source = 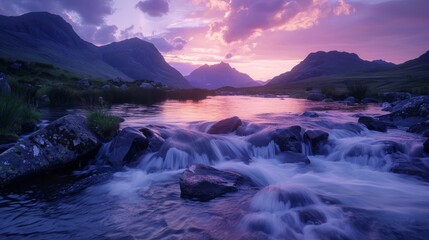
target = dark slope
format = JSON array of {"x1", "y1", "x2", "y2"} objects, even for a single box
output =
[
  {"x1": 267, "y1": 51, "x2": 395, "y2": 88},
  {"x1": 186, "y1": 62, "x2": 260, "y2": 89},
  {"x1": 0, "y1": 12, "x2": 129, "y2": 80},
  {"x1": 100, "y1": 38, "x2": 190, "y2": 88}
]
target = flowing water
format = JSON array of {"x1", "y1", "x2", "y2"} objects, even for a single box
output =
[{"x1": 1, "y1": 96, "x2": 428, "y2": 240}]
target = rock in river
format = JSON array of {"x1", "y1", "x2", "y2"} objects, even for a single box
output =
[
  {"x1": 304, "y1": 130, "x2": 329, "y2": 154},
  {"x1": 180, "y1": 164, "x2": 253, "y2": 201},
  {"x1": 358, "y1": 116, "x2": 387, "y2": 132},
  {"x1": 208, "y1": 116, "x2": 242, "y2": 134},
  {"x1": 0, "y1": 115, "x2": 101, "y2": 187}
]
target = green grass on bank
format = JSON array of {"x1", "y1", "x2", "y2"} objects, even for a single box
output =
[
  {"x1": 0, "y1": 94, "x2": 40, "y2": 143},
  {"x1": 87, "y1": 110, "x2": 122, "y2": 141}
]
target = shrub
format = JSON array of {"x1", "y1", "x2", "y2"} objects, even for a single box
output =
[
  {"x1": 345, "y1": 81, "x2": 368, "y2": 100},
  {"x1": 0, "y1": 94, "x2": 39, "y2": 143},
  {"x1": 87, "y1": 110, "x2": 122, "y2": 141}
]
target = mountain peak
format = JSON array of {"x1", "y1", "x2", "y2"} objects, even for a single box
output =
[{"x1": 186, "y1": 62, "x2": 260, "y2": 89}]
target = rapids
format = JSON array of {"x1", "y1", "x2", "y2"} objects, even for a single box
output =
[{"x1": 1, "y1": 96, "x2": 428, "y2": 240}]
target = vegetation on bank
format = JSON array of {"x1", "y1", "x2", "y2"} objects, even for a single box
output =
[
  {"x1": 0, "y1": 94, "x2": 39, "y2": 143},
  {"x1": 87, "y1": 110, "x2": 122, "y2": 141}
]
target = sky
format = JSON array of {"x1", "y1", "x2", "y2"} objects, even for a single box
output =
[{"x1": 0, "y1": 0, "x2": 428, "y2": 80}]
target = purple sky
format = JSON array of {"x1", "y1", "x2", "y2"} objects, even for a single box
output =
[{"x1": 0, "y1": 0, "x2": 428, "y2": 80}]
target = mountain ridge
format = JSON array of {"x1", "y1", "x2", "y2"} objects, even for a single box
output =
[{"x1": 186, "y1": 62, "x2": 260, "y2": 89}]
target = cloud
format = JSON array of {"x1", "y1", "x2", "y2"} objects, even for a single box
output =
[
  {"x1": 93, "y1": 24, "x2": 118, "y2": 45},
  {"x1": 208, "y1": 0, "x2": 354, "y2": 43},
  {"x1": 136, "y1": 0, "x2": 169, "y2": 17},
  {"x1": 0, "y1": 0, "x2": 114, "y2": 25},
  {"x1": 144, "y1": 36, "x2": 188, "y2": 52}
]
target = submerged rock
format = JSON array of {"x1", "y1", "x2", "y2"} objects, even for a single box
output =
[
  {"x1": 139, "y1": 127, "x2": 165, "y2": 152},
  {"x1": 304, "y1": 130, "x2": 329, "y2": 154},
  {"x1": 95, "y1": 127, "x2": 148, "y2": 169},
  {"x1": 379, "y1": 96, "x2": 429, "y2": 127},
  {"x1": 247, "y1": 126, "x2": 303, "y2": 153},
  {"x1": 358, "y1": 116, "x2": 387, "y2": 132},
  {"x1": 298, "y1": 208, "x2": 327, "y2": 225},
  {"x1": 276, "y1": 151, "x2": 310, "y2": 164},
  {"x1": 180, "y1": 164, "x2": 253, "y2": 201},
  {"x1": 390, "y1": 158, "x2": 429, "y2": 181},
  {"x1": 424, "y1": 139, "x2": 429, "y2": 153},
  {"x1": 0, "y1": 115, "x2": 101, "y2": 187},
  {"x1": 301, "y1": 111, "x2": 319, "y2": 118},
  {"x1": 407, "y1": 121, "x2": 429, "y2": 135},
  {"x1": 208, "y1": 116, "x2": 242, "y2": 134}
]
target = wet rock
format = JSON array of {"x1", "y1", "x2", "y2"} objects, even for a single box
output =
[
  {"x1": 236, "y1": 123, "x2": 264, "y2": 136},
  {"x1": 358, "y1": 116, "x2": 387, "y2": 132},
  {"x1": 179, "y1": 164, "x2": 253, "y2": 200},
  {"x1": 140, "y1": 82, "x2": 154, "y2": 89},
  {"x1": 208, "y1": 116, "x2": 242, "y2": 134},
  {"x1": 407, "y1": 121, "x2": 429, "y2": 135},
  {"x1": 247, "y1": 126, "x2": 303, "y2": 153},
  {"x1": 344, "y1": 96, "x2": 356, "y2": 104},
  {"x1": 0, "y1": 73, "x2": 11, "y2": 95},
  {"x1": 301, "y1": 111, "x2": 319, "y2": 118},
  {"x1": 379, "y1": 96, "x2": 429, "y2": 127},
  {"x1": 381, "y1": 102, "x2": 392, "y2": 111},
  {"x1": 390, "y1": 158, "x2": 429, "y2": 181},
  {"x1": 276, "y1": 151, "x2": 310, "y2": 164},
  {"x1": 424, "y1": 139, "x2": 429, "y2": 153},
  {"x1": 307, "y1": 92, "x2": 325, "y2": 101},
  {"x1": 304, "y1": 130, "x2": 329, "y2": 154},
  {"x1": 361, "y1": 98, "x2": 378, "y2": 104},
  {"x1": 381, "y1": 92, "x2": 411, "y2": 103},
  {"x1": 298, "y1": 208, "x2": 327, "y2": 225},
  {"x1": 259, "y1": 186, "x2": 315, "y2": 208},
  {"x1": 95, "y1": 127, "x2": 148, "y2": 169},
  {"x1": 0, "y1": 115, "x2": 101, "y2": 187},
  {"x1": 139, "y1": 127, "x2": 165, "y2": 152}
]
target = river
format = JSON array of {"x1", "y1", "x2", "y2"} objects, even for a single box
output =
[{"x1": 1, "y1": 96, "x2": 428, "y2": 239}]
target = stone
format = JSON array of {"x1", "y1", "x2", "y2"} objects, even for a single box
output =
[
  {"x1": 0, "y1": 115, "x2": 101, "y2": 187},
  {"x1": 390, "y1": 158, "x2": 429, "y2": 181},
  {"x1": 361, "y1": 98, "x2": 378, "y2": 104},
  {"x1": 298, "y1": 208, "x2": 327, "y2": 225},
  {"x1": 358, "y1": 116, "x2": 387, "y2": 132},
  {"x1": 407, "y1": 121, "x2": 429, "y2": 134},
  {"x1": 301, "y1": 111, "x2": 319, "y2": 118},
  {"x1": 179, "y1": 164, "x2": 253, "y2": 201},
  {"x1": 77, "y1": 78, "x2": 91, "y2": 87},
  {"x1": 101, "y1": 84, "x2": 111, "y2": 90},
  {"x1": 247, "y1": 126, "x2": 303, "y2": 153},
  {"x1": 139, "y1": 127, "x2": 165, "y2": 152},
  {"x1": 381, "y1": 92, "x2": 412, "y2": 103},
  {"x1": 208, "y1": 116, "x2": 242, "y2": 134},
  {"x1": 304, "y1": 130, "x2": 329, "y2": 154},
  {"x1": 140, "y1": 82, "x2": 154, "y2": 89},
  {"x1": 344, "y1": 96, "x2": 356, "y2": 104},
  {"x1": 95, "y1": 127, "x2": 148, "y2": 169},
  {"x1": 307, "y1": 92, "x2": 325, "y2": 101},
  {"x1": 0, "y1": 73, "x2": 11, "y2": 95}
]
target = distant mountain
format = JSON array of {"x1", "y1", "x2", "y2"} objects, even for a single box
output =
[
  {"x1": 0, "y1": 12, "x2": 191, "y2": 88},
  {"x1": 186, "y1": 62, "x2": 260, "y2": 89},
  {"x1": 398, "y1": 50, "x2": 429, "y2": 70},
  {"x1": 267, "y1": 51, "x2": 395, "y2": 88}
]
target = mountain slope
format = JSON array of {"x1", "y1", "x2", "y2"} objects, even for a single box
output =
[
  {"x1": 100, "y1": 38, "x2": 190, "y2": 88},
  {"x1": 267, "y1": 51, "x2": 395, "y2": 88},
  {"x1": 186, "y1": 62, "x2": 260, "y2": 89},
  {"x1": 0, "y1": 12, "x2": 129, "y2": 80}
]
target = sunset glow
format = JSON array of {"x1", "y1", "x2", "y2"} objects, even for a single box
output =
[{"x1": 1, "y1": 0, "x2": 427, "y2": 80}]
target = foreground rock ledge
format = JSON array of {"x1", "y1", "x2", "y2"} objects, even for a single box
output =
[
  {"x1": 0, "y1": 115, "x2": 101, "y2": 187},
  {"x1": 180, "y1": 164, "x2": 253, "y2": 201}
]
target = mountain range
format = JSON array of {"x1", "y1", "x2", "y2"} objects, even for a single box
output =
[
  {"x1": 186, "y1": 62, "x2": 261, "y2": 89},
  {"x1": 0, "y1": 12, "x2": 190, "y2": 88}
]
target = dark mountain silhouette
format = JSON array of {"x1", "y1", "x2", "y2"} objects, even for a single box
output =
[
  {"x1": 398, "y1": 50, "x2": 429, "y2": 70},
  {"x1": 267, "y1": 51, "x2": 396, "y2": 88},
  {"x1": 186, "y1": 62, "x2": 260, "y2": 89},
  {"x1": 0, "y1": 12, "x2": 191, "y2": 88},
  {"x1": 100, "y1": 38, "x2": 190, "y2": 88}
]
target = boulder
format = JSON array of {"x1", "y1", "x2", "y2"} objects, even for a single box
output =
[
  {"x1": 390, "y1": 158, "x2": 429, "y2": 181},
  {"x1": 424, "y1": 139, "x2": 429, "y2": 153},
  {"x1": 358, "y1": 116, "x2": 387, "y2": 132},
  {"x1": 301, "y1": 111, "x2": 319, "y2": 118},
  {"x1": 179, "y1": 164, "x2": 253, "y2": 200},
  {"x1": 95, "y1": 127, "x2": 148, "y2": 169},
  {"x1": 304, "y1": 130, "x2": 329, "y2": 154},
  {"x1": 381, "y1": 92, "x2": 411, "y2": 103},
  {"x1": 208, "y1": 116, "x2": 242, "y2": 134},
  {"x1": 307, "y1": 92, "x2": 325, "y2": 101},
  {"x1": 247, "y1": 126, "x2": 303, "y2": 153},
  {"x1": 0, "y1": 73, "x2": 11, "y2": 95},
  {"x1": 139, "y1": 127, "x2": 165, "y2": 152},
  {"x1": 344, "y1": 96, "x2": 356, "y2": 104},
  {"x1": 272, "y1": 126, "x2": 303, "y2": 153},
  {"x1": 407, "y1": 121, "x2": 429, "y2": 134},
  {"x1": 386, "y1": 96, "x2": 429, "y2": 118},
  {"x1": 0, "y1": 115, "x2": 101, "y2": 187}
]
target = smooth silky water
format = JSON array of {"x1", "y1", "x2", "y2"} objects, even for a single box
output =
[{"x1": 1, "y1": 96, "x2": 428, "y2": 239}]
